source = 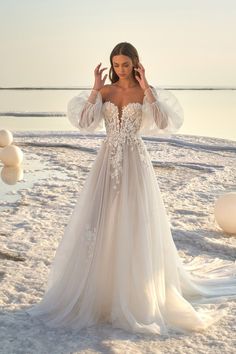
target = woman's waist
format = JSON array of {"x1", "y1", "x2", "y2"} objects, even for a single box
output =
[{"x1": 104, "y1": 131, "x2": 142, "y2": 144}]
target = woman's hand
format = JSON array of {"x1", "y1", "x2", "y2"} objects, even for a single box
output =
[
  {"x1": 93, "y1": 63, "x2": 108, "y2": 90},
  {"x1": 134, "y1": 62, "x2": 150, "y2": 91}
]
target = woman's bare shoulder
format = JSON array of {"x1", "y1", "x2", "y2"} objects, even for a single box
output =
[
  {"x1": 99, "y1": 84, "x2": 114, "y2": 93},
  {"x1": 99, "y1": 84, "x2": 115, "y2": 101}
]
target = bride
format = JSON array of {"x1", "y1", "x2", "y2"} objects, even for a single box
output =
[{"x1": 26, "y1": 42, "x2": 236, "y2": 335}]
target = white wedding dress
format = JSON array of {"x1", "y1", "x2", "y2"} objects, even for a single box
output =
[{"x1": 26, "y1": 86, "x2": 236, "y2": 335}]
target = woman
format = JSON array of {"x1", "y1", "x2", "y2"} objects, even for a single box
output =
[{"x1": 26, "y1": 42, "x2": 236, "y2": 335}]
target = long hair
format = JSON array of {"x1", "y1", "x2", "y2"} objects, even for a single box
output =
[{"x1": 109, "y1": 42, "x2": 140, "y2": 83}]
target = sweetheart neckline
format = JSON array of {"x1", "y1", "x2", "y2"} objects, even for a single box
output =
[
  {"x1": 103, "y1": 101, "x2": 143, "y2": 124},
  {"x1": 103, "y1": 101, "x2": 143, "y2": 131},
  {"x1": 103, "y1": 100, "x2": 143, "y2": 110}
]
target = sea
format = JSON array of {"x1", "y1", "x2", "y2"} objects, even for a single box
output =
[{"x1": 0, "y1": 86, "x2": 235, "y2": 141}]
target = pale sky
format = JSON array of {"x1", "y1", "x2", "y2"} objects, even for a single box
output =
[{"x1": 0, "y1": 0, "x2": 236, "y2": 87}]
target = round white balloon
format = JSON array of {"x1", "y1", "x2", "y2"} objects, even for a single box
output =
[
  {"x1": 0, "y1": 129, "x2": 13, "y2": 147},
  {"x1": 214, "y1": 192, "x2": 236, "y2": 235},
  {"x1": 1, "y1": 165, "x2": 24, "y2": 185},
  {"x1": 0, "y1": 144, "x2": 24, "y2": 166}
]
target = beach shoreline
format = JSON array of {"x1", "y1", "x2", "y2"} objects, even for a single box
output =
[{"x1": 0, "y1": 132, "x2": 235, "y2": 353}]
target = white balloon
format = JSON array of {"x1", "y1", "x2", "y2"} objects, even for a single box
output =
[
  {"x1": 0, "y1": 129, "x2": 13, "y2": 147},
  {"x1": 1, "y1": 165, "x2": 24, "y2": 184},
  {"x1": 214, "y1": 192, "x2": 236, "y2": 235},
  {"x1": 0, "y1": 144, "x2": 24, "y2": 166}
]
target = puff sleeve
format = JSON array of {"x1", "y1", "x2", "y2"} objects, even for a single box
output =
[
  {"x1": 67, "y1": 90, "x2": 105, "y2": 134},
  {"x1": 140, "y1": 86, "x2": 184, "y2": 136}
]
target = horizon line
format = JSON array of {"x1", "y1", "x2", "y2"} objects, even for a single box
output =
[{"x1": 1, "y1": 85, "x2": 236, "y2": 91}]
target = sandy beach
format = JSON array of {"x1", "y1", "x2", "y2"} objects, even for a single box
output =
[{"x1": 0, "y1": 131, "x2": 236, "y2": 354}]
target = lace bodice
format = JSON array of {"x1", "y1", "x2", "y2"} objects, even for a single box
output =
[
  {"x1": 103, "y1": 101, "x2": 143, "y2": 137},
  {"x1": 101, "y1": 101, "x2": 148, "y2": 189}
]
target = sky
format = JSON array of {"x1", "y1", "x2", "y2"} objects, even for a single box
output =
[{"x1": 0, "y1": 0, "x2": 236, "y2": 88}]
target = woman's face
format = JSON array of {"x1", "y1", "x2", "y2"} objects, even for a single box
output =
[{"x1": 112, "y1": 55, "x2": 134, "y2": 79}]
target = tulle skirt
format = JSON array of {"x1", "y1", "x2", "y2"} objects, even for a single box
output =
[{"x1": 26, "y1": 138, "x2": 236, "y2": 335}]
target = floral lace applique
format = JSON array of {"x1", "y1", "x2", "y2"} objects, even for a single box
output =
[
  {"x1": 84, "y1": 223, "x2": 97, "y2": 261},
  {"x1": 103, "y1": 102, "x2": 150, "y2": 190}
]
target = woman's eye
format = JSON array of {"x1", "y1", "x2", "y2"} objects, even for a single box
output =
[{"x1": 114, "y1": 65, "x2": 129, "y2": 68}]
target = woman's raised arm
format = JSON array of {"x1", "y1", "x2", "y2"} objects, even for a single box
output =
[
  {"x1": 67, "y1": 63, "x2": 108, "y2": 134},
  {"x1": 140, "y1": 86, "x2": 184, "y2": 136}
]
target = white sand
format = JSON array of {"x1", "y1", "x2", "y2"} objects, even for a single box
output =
[{"x1": 0, "y1": 131, "x2": 236, "y2": 354}]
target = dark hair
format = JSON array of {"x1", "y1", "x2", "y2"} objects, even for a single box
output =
[{"x1": 109, "y1": 42, "x2": 140, "y2": 83}]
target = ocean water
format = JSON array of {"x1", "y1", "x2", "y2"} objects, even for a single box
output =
[{"x1": 0, "y1": 87, "x2": 235, "y2": 141}]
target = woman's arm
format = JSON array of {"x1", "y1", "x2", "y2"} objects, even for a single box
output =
[
  {"x1": 67, "y1": 63, "x2": 108, "y2": 132},
  {"x1": 79, "y1": 89, "x2": 100, "y2": 129},
  {"x1": 134, "y1": 63, "x2": 169, "y2": 130},
  {"x1": 144, "y1": 87, "x2": 168, "y2": 129},
  {"x1": 87, "y1": 89, "x2": 100, "y2": 104},
  {"x1": 140, "y1": 85, "x2": 184, "y2": 135},
  {"x1": 67, "y1": 89, "x2": 104, "y2": 133}
]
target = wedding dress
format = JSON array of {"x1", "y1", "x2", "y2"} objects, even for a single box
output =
[{"x1": 26, "y1": 86, "x2": 236, "y2": 335}]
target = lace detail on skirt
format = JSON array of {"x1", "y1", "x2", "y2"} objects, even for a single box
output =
[
  {"x1": 104, "y1": 134, "x2": 150, "y2": 190},
  {"x1": 84, "y1": 223, "x2": 97, "y2": 262}
]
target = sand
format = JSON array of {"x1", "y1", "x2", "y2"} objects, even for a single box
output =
[{"x1": 0, "y1": 131, "x2": 235, "y2": 354}]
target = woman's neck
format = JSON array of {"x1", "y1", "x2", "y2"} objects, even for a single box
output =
[{"x1": 114, "y1": 78, "x2": 139, "y2": 89}]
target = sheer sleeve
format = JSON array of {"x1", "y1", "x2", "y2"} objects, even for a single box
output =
[
  {"x1": 140, "y1": 86, "x2": 184, "y2": 136},
  {"x1": 67, "y1": 90, "x2": 105, "y2": 134}
]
